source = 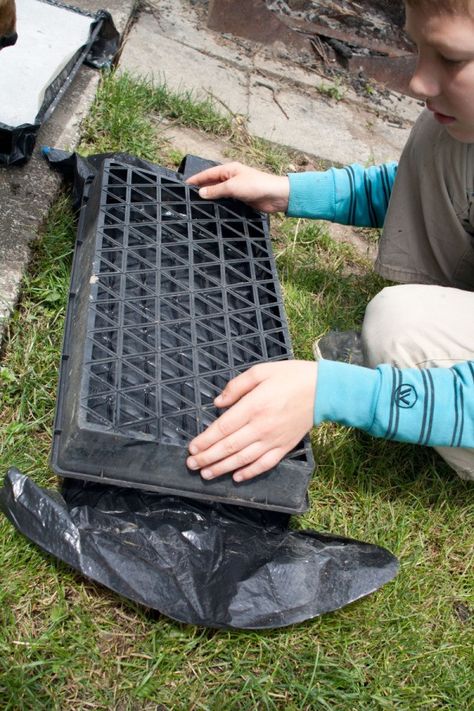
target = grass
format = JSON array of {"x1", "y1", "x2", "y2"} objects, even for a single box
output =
[{"x1": 0, "y1": 71, "x2": 473, "y2": 710}]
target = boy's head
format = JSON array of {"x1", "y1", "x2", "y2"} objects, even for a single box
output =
[
  {"x1": 0, "y1": 0, "x2": 17, "y2": 50},
  {"x1": 404, "y1": 0, "x2": 474, "y2": 142}
]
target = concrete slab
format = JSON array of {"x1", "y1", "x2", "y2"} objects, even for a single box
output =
[
  {"x1": 121, "y1": 28, "x2": 250, "y2": 116},
  {"x1": 247, "y1": 81, "x2": 406, "y2": 164},
  {"x1": 0, "y1": 0, "x2": 134, "y2": 337},
  {"x1": 160, "y1": 122, "x2": 229, "y2": 164}
]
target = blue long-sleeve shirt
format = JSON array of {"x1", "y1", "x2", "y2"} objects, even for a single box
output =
[{"x1": 287, "y1": 165, "x2": 474, "y2": 449}]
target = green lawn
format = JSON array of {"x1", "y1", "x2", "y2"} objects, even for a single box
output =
[{"x1": 0, "y1": 72, "x2": 472, "y2": 710}]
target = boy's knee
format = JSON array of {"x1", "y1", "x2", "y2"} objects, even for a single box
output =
[{"x1": 362, "y1": 285, "x2": 425, "y2": 368}]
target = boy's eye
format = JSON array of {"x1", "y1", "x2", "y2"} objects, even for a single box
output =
[{"x1": 441, "y1": 55, "x2": 465, "y2": 65}]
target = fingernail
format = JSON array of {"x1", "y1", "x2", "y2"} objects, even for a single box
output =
[
  {"x1": 201, "y1": 469, "x2": 214, "y2": 480},
  {"x1": 199, "y1": 188, "x2": 208, "y2": 198},
  {"x1": 189, "y1": 443, "x2": 198, "y2": 455},
  {"x1": 233, "y1": 473, "x2": 243, "y2": 483},
  {"x1": 187, "y1": 458, "x2": 198, "y2": 470}
]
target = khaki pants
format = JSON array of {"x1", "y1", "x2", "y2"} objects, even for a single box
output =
[{"x1": 362, "y1": 284, "x2": 474, "y2": 480}]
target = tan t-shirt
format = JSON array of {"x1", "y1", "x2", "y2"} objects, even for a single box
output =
[{"x1": 375, "y1": 110, "x2": 474, "y2": 290}]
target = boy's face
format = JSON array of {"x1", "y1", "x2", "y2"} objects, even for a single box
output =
[{"x1": 405, "y1": 4, "x2": 474, "y2": 142}]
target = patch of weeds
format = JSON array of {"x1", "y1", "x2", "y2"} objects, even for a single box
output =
[{"x1": 317, "y1": 79, "x2": 346, "y2": 101}]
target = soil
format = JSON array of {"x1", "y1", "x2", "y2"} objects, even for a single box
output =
[{"x1": 266, "y1": 0, "x2": 409, "y2": 52}]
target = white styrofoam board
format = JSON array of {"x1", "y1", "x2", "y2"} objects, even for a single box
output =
[{"x1": 0, "y1": 0, "x2": 93, "y2": 127}]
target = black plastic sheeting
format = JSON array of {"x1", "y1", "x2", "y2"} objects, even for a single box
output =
[
  {"x1": 0, "y1": 2, "x2": 119, "y2": 165},
  {"x1": 0, "y1": 469, "x2": 399, "y2": 629}
]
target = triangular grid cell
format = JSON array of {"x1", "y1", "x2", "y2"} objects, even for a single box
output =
[
  {"x1": 161, "y1": 223, "x2": 189, "y2": 245},
  {"x1": 123, "y1": 298, "x2": 157, "y2": 326},
  {"x1": 160, "y1": 350, "x2": 194, "y2": 380},
  {"x1": 191, "y1": 223, "x2": 220, "y2": 242},
  {"x1": 125, "y1": 222, "x2": 158, "y2": 247},
  {"x1": 160, "y1": 294, "x2": 192, "y2": 322},
  {"x1": 101, "y1": 227, "x2": 126, "y2": 249},
  {"x1": 192, "y1": 242, "x2": 221, "y2": 264},
  {"x1": 192, "y1": 290, "x2": 225, "y2": 317},
  {"x1": 160, "y1": 381, "x2": 197, "y2": 415},
  {"x1": 120, "y1": 356, "x2": 156, "y2": 388},
  {"x1": 160, "y1": 183, "x2": 188, "y2": 202},
  {"x1": 105, "y1": 186, "x2": 127, "y2": 205},
  {"x1": 106, "y1": 165, "x2": 129, "y2": 185},
  {"x1": 160, "y1": 322, "x2": 193, "y2": 351},
  {"x1": 194, "y1": 315, "x2": 227, "y2": 345},
  {"x1": 83, "y1": 393, "x2": 116, "y2": 427},
  {"x1": 231, "y1": 335, "x2": 264, "y2": 366},
  {"x1": 122, "y1": 325, "x2": 157, "y2": 354},
  {"x1": 160, "y1": 244, "x2": 190, "y2": 269},
  {"x1": 224, "y1": 261, "x2": 253, "y2": 285},
  {"x1": 228, "y1": 310, "x2": 259, "y2": 338},
  {"x1": 130, "y1": 185, "x2": 157, "y2": 203},
  {"x1": 94, "y1": 275, "x2": 122, "y2": 299},
  {"x1": 124, "y1": 272, "x2": 157, "y2": 299},
  {"x1": 222, "y1": 240, "x2": 250, "y2": 261},
  {"x1": 126, "y1": 247, "x2": 158, "y2": 272},
  {"x1": 88, "y1": 368, "x2": 116, "y2": 396},
  {"x1": 160, "y1": 412, "x2": 199, "y2": 443},
  {"x1": 117, "y1": 387, "x2": 158, "y2": 424},
  {"x1": 96, "y1": 250, "x2": 123, "y2": 274},
  {"x1": 190, "y1": 201, "x2": 217, "y2": 220}
]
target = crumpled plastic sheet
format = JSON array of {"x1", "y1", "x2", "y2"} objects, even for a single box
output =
[{"x1": 0, "y1": 469, "x2": 399, "y2": 629}]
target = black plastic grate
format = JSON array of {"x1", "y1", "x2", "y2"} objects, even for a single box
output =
[{"x1": 52, "y1": 157, "x2": 314, "y2": 513}]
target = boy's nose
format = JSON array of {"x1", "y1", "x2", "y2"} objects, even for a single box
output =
[{"x1": 408, "y1": 59, "x2": 441, "y2": 100}]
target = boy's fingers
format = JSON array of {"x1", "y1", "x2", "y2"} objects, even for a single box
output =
[
  {"x1": 232, "y1": 448, "x2": 284, "y2": 482},
  {"x1": 187, "y1": 400, "x2": 253, "y2": 458},
  {"x1": 185, "y1": 163, "x2": 238, "y2": 187},
  {"x1": 196, "y1": 440, "x2": 267, "y2": 479},
  {"x1": 197, "y1": 183, "x2": 234, "y2": 200},
  {"x1": 214, "y1": 367, "x2": 261, "y2": 407}
]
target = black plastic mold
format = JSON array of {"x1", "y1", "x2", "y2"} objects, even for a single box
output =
[{"x1": 51, "y1": 157, "x2": 315, "y2": 513}]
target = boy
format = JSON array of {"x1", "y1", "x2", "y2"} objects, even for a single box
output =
[{"x1": 185, "y1": 0, "x2": 474, "y2": 485}]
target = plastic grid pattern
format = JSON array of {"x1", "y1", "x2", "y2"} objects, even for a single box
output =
[
  {"x1": 86, "y1": 161, "x2": 305, "y2": 453},
  {"x1": 52, "y1": 157, "x2": 314, "y2": 512}
]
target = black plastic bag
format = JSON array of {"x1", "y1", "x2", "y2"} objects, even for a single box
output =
[{"x1": 0, "y1": 469, "x2": 399, "y2": 629}]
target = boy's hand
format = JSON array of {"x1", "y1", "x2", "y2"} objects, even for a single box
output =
[
  {"x1": 186, "y1": 361, "x2": 317, "y2": 482},
  {"x1": 185, "y1": 162, "x2": 290, "y2": 213}
]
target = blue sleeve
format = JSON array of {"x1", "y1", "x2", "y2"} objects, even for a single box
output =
[
  {"x1": 287, "y1": 162, "x2": 398, "y2": 228},
  {"x1": 314, "y1": 359, "x2": 474, "y2": 448}
]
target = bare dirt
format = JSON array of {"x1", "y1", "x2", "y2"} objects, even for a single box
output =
[{"x1": 266, "y1": 0, "x2": 409, "y2": 51}]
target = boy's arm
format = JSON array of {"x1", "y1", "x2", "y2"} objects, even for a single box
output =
[
  {"x1": 287, "y1": 162, "x2": 398, "y2": 228},
  {"x1": 186, "y1": 357, "x2": 474, "y2": 483},
  {"x1": 316, "y1": 359, "x2": 474, "y2": 447}
]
